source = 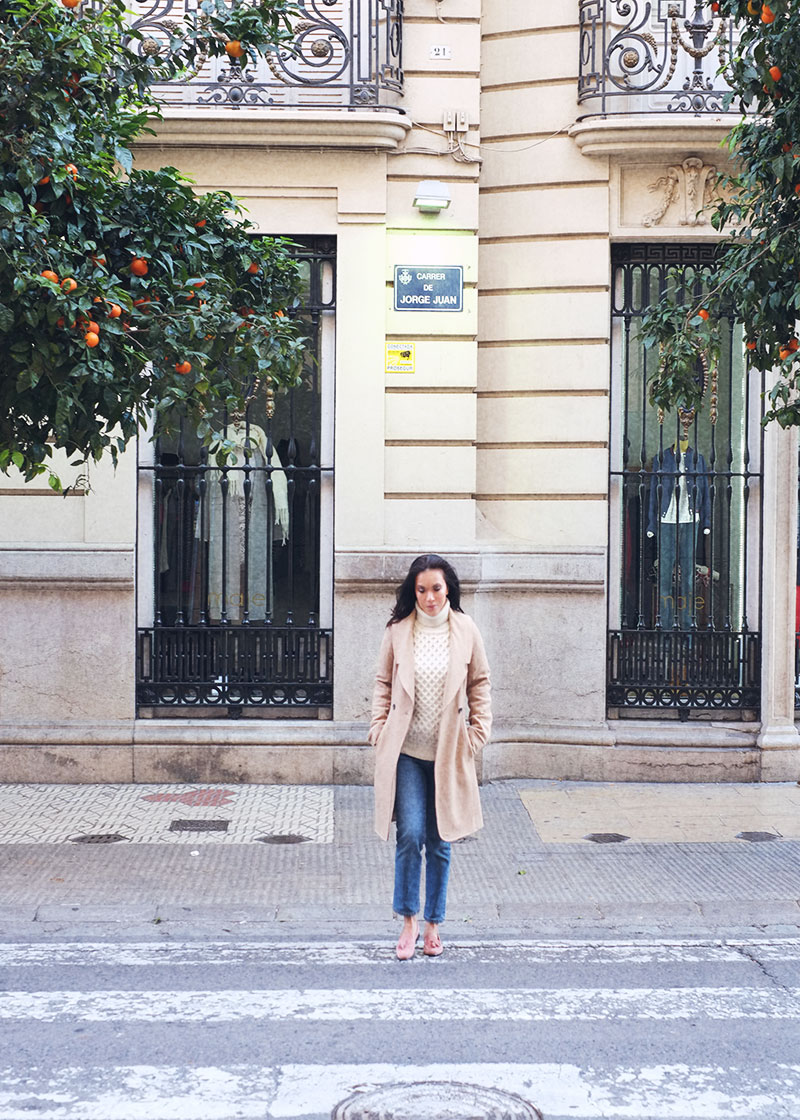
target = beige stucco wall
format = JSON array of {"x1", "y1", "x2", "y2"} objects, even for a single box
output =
[{"x1": 1, "y1": 0, "x2": 799, "y2": 781}]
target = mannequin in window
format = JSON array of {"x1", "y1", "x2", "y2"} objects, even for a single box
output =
[
  {"x1": 203, "y1": 420, "x2": 290, "y2": 622},
  {"x1": 647, "y1": 436, "x2": 711, "y2": 630}
]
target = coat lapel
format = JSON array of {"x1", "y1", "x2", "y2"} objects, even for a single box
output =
[
  {"x1": 394, "y1": 614, "x2": 415, "y2": 701},
  {"x1": 442, "y1": 610, "x2": 471, "y2": 708}
]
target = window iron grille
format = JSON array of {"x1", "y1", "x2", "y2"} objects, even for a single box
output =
[
  {"x1": 608, "y1": 244, "x2": 762, "y2": 717},
  {"x1": 578, "y1": 0, "x2": 739, "y2": 119},
  {"x1": 136, "y1": 238, "x2": 335, "y2": 714},
  {"x1": 128, "y1": 0, "x2": 403, "y2": 112}
]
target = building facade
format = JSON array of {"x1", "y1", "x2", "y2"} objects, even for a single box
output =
[{"x1": 2, "y1": 0, "x2": 799, "y2": 783}]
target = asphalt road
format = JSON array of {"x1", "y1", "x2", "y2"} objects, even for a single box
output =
[{"x1": 1, "y1": 934, "x2": 800, "y2": 1119}]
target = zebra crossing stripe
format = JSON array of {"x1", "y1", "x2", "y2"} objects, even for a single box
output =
[
  {"x1": 0, "y1": 938, "x2": 797, "y2": 969},
  {"x1": 1, "y1": 985, "x2": 800, "y2": 1022},
  {"x1": 0, "y1": 1062, "x2": 798, "y2": 1119}
]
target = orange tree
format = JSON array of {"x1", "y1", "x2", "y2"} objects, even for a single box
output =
[
  {"x1": 0, "y1": 0, "x2": 305, "y2": 485},
  {"x1": 640, "y1": 0, "x2": 800, "y2": 426}
]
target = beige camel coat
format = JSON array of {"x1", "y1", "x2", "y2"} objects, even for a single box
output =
[{"x1": 369, "y1": 609, "x2": 492, "y2": 842}]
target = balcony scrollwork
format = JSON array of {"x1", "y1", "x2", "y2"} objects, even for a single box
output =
[
  {"x1": 578, "y1": 0, "x2": 737, "y2": 118},
  {"x1": 129, "y1": 0, "x2": 403, "y2": 111}
]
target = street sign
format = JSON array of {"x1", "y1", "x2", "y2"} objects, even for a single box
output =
[{"x1": 393, "y1": 266, "x2": 463, "y2": 312}]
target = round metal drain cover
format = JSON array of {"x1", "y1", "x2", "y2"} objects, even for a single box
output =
[
  {"x1": 332, "y1": 1081, "x2": 542, "y2": 1120},
  {"x1": 584, "y1": 832, "x2": 630, "y2": 844},
  {"x1": 69, "y1": 833, "x2": 129, "y2": 845},
  {"x1": 256, "y1": 833, "x2": 311, "y2": 845},
  {"x1": 736, "y1": 830, "x2": 781, "y2": 843}
]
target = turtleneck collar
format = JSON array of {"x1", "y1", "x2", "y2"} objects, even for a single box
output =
[{"x1": 414, "y1": 600, "x2": 451, "y2": 628}]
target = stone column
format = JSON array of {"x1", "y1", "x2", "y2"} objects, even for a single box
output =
[{"x1": 758, "y1": 420, "x2": 800, "y2": 778}]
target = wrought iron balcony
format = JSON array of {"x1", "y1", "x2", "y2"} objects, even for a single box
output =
[
  {"x1": 129, "y1": 0, "x2": 403, "y2": 112},
  {"x1": 578, "y1": 0, "x2": 737, "y2": 118}
]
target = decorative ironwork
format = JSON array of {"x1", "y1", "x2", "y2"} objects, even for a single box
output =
[
  {"x1": 129, "y1": 0, "x2": 403, "y2": 111},
  {"x1": 136, "y1": 239, "x2": 335, "y2": 713},
  {"x1": 608, "y1": 244, "x2": 762, "y2": 716},
  {"x1": 578, "y1": 0, "x2": 737, "y2": 117}
]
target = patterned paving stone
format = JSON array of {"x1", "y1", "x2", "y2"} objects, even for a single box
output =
[{"x1": 0, "y1": 784, "x2": 333, "y2": 845}]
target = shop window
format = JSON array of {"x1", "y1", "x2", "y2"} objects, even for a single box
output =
[
  {"x1": 608, "y1": 244, "x2": 762, "y2": 717},
  {"x1": 136, "y1": 238, "x2": 335, "y2": 714}
]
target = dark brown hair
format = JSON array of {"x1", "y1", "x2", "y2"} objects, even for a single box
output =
[{"x1": 388, "y1": 554, "x2": 463, "y2": 624}]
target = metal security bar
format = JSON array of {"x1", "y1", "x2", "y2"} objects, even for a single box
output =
[
  {"x1": 129, "y1": 0, "x2": 403, "y2": 111},
  {"x1": 578, "y1": 0, "x2": 737, "y2": 118},
  {"x1": 136, "y1": 238, "x2": 335, "y2": 713},
  {"x1": 608, "y1": 244, "x2": 762, "y2": 717}
]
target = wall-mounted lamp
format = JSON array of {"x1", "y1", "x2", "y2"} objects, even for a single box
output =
[{"x1": 413, "y1": 180, "x2": 452, "y2": 214}]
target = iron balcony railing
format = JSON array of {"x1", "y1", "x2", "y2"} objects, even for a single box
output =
[
  {"x1": 129, "y1": 0, "x2": 403, "y2": 111},
  {"x1": 578, "y1": 0, "x2": 738, "y2": 118}
]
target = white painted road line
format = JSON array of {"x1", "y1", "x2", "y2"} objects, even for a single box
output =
[
  {"x1": 0, "y1": 1062, "x2": 799, "y2": 1119},
  {"x1": 1, "y1": 985, "x2": 800, "y2": 1023},
  {"x1": 0, "y1": 938, "x2": 797, "y2": 969}
]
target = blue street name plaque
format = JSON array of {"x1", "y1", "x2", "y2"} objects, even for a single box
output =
[{"x1": 393, "y1": 265, "x2": 463, "y2": 312}]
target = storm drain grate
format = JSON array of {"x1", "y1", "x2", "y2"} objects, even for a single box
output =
[
  {"x1": 736, "y1": 830, "x2": 781, "y2": 843},
  {"x1": 584, "y1": 832, "x2": 630, "y2": 844},
  {"x1": 169, "y1": 819, "x2": 230, "y2": 833},
  {"x1": 333, "y1": 1081, "x2": 542, "y2": 1119},
  {"x1": 69, "y1": 833, "x2": 129, "y2": 845},
  {"x1": 255, "y1": 833, "x2": 311, "y2": 845}
]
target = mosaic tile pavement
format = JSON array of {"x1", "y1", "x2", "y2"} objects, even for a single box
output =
[{"x1": 0, "y1": 784, "x2": 333, "y2": 845}]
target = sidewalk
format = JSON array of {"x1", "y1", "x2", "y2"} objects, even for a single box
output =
[{"x1": 1, "y1": 779, "x2": 800, "y2": 940}]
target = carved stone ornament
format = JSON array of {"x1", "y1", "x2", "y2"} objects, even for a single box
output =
[{"x1": 643, "y1": 157, "x2": 717, "y2": 227}]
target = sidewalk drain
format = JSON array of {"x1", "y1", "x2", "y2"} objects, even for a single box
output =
[
  {"x1": 169, "y1": 819, "x2": 230, "y2": 833},
  {"x1": 332, "y1": 1081, "x2": 542, "y2": 1119},
  {"x1": 736, "y1": 830, "x2": 781, "y2": 843},
  {"x1": 256, "y1": 833, "x2": 311, "y2": 844},
  {"x1": 69, "y1": 833, "x2": 129, "y2": 844},
  {"x1": 584, "y1": 832, "x2": 630, "y2": 844}
]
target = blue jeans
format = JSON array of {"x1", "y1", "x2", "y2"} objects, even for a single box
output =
[
  {"x1": 658, "y1": 523, "x2": 697, "y2": 630},
  {"x1": 393, "y1": 753, "x2": 451, "y2": 924}
]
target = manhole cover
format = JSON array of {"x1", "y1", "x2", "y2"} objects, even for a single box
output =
[
  {"x1": 69, "y1": 833, "x2": 129, "y2": 844},
  {"x1": 332, "y1": 1081, "x2": 542, "y2": 1120},
  {"x1": 736, "y1": 830, "x2": 781, "y2": 843},
  {"x1": 584, "y1": 832, "x2": 630, "y2": 844},
  {"x1": 169, "y1": 819, "x2": 230, "y2": 833},
  {"x1": 256, "y1": 833, "x2": 311, "y2": 844}
]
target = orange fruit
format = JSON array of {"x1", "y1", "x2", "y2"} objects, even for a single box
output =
[
  {"x1": 697, "y1": 308, "x2": 709, "y2": 320},
  {"x1": 41, "y1": 270, "x2": 59, "y2": 283},
  {"x1": 108, "y1": 304, "x2": 121, "y2": 318},
  {"x1": 790, "y1": 338, "x2": 799, "y2": 352},
  {"x1": 746, "y1": 340, "x2": 757, "y2": 351},
  {"x1": 225, "y1": 40, "x2": 245, "y2": 58},
  {"x1": 175, "y1": 360, "x2": 192, "y2": 375},
  {"x1": 130, "y1": 257, "x2": 149, "y2": 276},
  {"x1": 794, "y1": 184, "x2": 800, "y2": 194},
  {"x1": 86, "y1": 319, "x2": 99, "y2": 334},
  {"x1": 64, "y1": 163, "x2": 78, "y2": 179},
  {"x1": 61, "y1": 277, "x2": 77, "y2": 292},
  {"x1": 247, "y1": 262, "x2": 259, "y2": 274},
  {"x1": 190, "y1": 279, "x2": 206, "y2": 288},
  {"x1": 761, "y1": 3, "x2": 775, "y2": 21},
  {"x1": 60, "y1": 0, "x2": 81, "y2": 8},
  {"x1": 747, "y1": 0, "x2": 761, "y2": 11},
  {"x1": 194, "y1": 219, "x2": 206, "y2": 229},
  {"x1": 769, "y1": 65, "x2": 782, "y2": 82},
  {"x1": 38, "y1": 175, "x2": 50, "y2": 185},
  {"x1": 84, "y1": 331, "x2": 99, "y2": 347}
]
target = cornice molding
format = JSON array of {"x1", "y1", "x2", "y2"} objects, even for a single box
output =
[
  {"x1": 570, "y1": 114, "x2": 739, "y2": 160},
  {"x1": 136, "y1": 110, "x2": 412, "y2": 153}
]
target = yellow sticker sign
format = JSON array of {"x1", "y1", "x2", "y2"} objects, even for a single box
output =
[{"x1": 385, "y1": 341, "x2": 415, "y2": 374}]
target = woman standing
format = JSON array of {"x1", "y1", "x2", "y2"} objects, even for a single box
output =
[{"x1": 369, "y1": 554, "x2": 492, "y2": 959}]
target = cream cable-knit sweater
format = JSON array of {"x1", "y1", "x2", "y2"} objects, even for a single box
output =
[{"x1": 400, "y1": 601, "x2": 451, "y2": 761}]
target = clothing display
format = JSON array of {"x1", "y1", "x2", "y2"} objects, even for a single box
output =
[
  {"x1": 647, "y1": 444, "x2": 711, "y2": 630},
  {"x1": 203, "y1": 423, "x2": 290, "y2": 622}
]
